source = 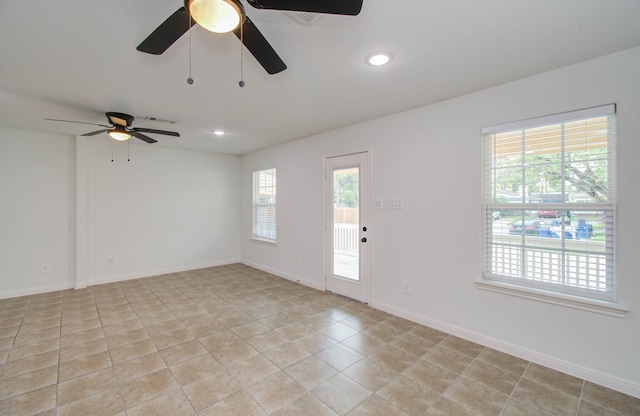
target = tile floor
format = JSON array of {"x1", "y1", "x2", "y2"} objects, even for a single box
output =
[{"x1": 0, "y1": 264, "x2": 638, "y2": 416}]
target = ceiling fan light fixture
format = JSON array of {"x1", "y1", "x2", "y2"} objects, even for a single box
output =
[
  {"x1": 108, "y1": 126, "x2": 131, "y2": 141},
  {"x1": 186, "y1": 0, "x2": 244, "y2": 33}
]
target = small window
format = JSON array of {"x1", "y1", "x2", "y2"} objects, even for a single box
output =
[
  {"x1": 253, "y1": 168, "x2": 276, "y2": 242},
  {"x1": 482, "y1": 105, "x2": 616, "y2": 301}
]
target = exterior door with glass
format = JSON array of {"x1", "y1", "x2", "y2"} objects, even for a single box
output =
[{"x1": 324, "y1": 151, "x2": 370, "y2": 303}]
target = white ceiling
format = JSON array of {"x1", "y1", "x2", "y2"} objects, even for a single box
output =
[{"x1": 1, "y1": 0, "x2": 640, "y2": 155}]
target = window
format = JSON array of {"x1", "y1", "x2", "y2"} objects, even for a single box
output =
[
  {"x1": 481, "y1": 105, "x2": 616, "y2": 302},
  {"x1": 253, "y1": 167, "x2": 276, "y2": 242}
]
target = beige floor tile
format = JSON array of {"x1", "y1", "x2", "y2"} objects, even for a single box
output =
[
  {"x1": 286, "y1": 356, "x2": 339, "y2": 390},
  {"x1": 377, "y1": 375, "x2": 440, "y2": 416},
  {"x1": 502, "y1": 398, "x2": 554, "y2": 415},
  {"x1": 57, "y1": 367, "x2": 117, "y2": 406},
  {"x1": 60, "y1": 338, "x2": 108, "y2": 363},
  {"x1": 476, "y1": 348, "x2": 529, "y2": 376},
  {"x1": 0, "y1": 365, "x2": 58, "y2": 401},
  {"x1": 402, "y1": 359, "x2": 458, "y2": 394},
  {"x1": 114, "y1": 352, "x2": 167, "y2": 383},
  {"x1": 105, "y1": 327, "x2": 149, "y2": 349},
  {"x1": 340, "y1": 332, "x2": 386, "y2": 356},
  {"x1": 271, "y1": 391, "x2": 338, "y2": 416},
  {"x1": 342, "y1": 357, "x2": 400, "y2": 392},
  {"x1": 170, "y1": 353, "x2": 223, "y2": 386},
  {"x1": 56, "y1": 387, "x2": 124, "y2": 416},
  {"x1": 316, "y1": 343, "x2": 364, "y2": 371},
  {"x1": 58, "y1": 350, "x2": 112, "y2": 382},
  {"x1": 311, "y1": 373, "x2": 371, "y2": 415},
  {"x1": 581, "y1": 381, "x2": 640, "y2": 415},
  {"x1": 443, "y1": 376, "x2": 509, "y2": 416},
  {"x1": 109, "y1": 338, "x2": 157, "y2": 365},
  {"x1": 226, "y1": 354, "x2": 281, "y2": 387},
  {"x1": 292, "y1": 332, "x2": 337, "y2": 355},
  {"x1": 199, "y1": 390, "x2": 267, "y2": 416},
  {"x1": 421, "y1": 344, "x2": 474, "y2": 374},
  {"x1": 60, "y1": 327, "x2": 104, "y2": 348},
  {"x1": 151, "y1": 327, "x2": 195, "y2": 351},
  {"x1": 347, "y1": 394, "x2": 409, "y2": 416},
  {"x1": 523, "y1": 363, "x2": 584, "y2": 397},
  {"x1": 211, "y1": 340, "x2": 259, "y2": 366},
  {"x1": 511, "y1": 378, "x2": 580, "y2": 416},
  {"x1": 0, "y1": 385, "x2": 56, "y2": 415},
  {"x1": 425, "y1": 396, "x2": 476, "y2": 416},
  {"x1": 439, "y1": 335, "x2": 485, "y2": 358},
  {"x1": 262, "y1": 342, "x2": 311, "y2": 369},
  {"x1": 0, "y1": 350, "x2": 59, "y2": 379},
  {"x1": 367, "y1": 344, "x2": 416, "y2": 373},
  {"x1": 406, "y1": 325, "x2": 449, "y2": 345},
  {"x1": 461, "y1": 359, "x2": 521, "y2": 395},
  {"x1": 0, "y1": 265, "x2": 635, "y2": 416},
  {"x1": 119, "y1": 368, "x2": 180, "y2": 409},
  {"x1": 159, "y1": 339, "x2": 208, "y2": 366},
  {"x1": 319, "y1": 322, "x2": 360, "y2": 342},
  {"x1": 182, "y1": 370, "x2": 241, "y2": 411}
]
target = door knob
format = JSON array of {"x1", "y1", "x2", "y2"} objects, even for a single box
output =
[{"x1": 361, "y1": 237, "x2": 367, "y2": 243}]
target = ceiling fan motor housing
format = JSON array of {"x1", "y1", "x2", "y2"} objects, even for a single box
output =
[{"x1": 106, "y1": 112, "x2": 134, "y2": 127}]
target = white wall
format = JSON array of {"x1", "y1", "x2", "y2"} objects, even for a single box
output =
[
  {"x1": 0, "y1": 129, "x2": 241, "y2": 297},
  {"x1": 86, "y1": 138, "x2": 241, "y2": 284},
  {"x1": 240, "y1": 47, "x2": 640, "y2": 396},
  {"x1": 0, "y1": 128, "x2": 75, "y2": 296}
]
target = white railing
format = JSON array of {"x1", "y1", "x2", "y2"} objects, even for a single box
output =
[{"x1": 334, "y1": 223, "x2": 359, "y2": 256}]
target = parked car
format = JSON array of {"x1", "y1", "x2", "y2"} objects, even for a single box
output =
[
  {"x1": 537, "y1": 210, "x2": 558, "y2": 218},
  {"x1": 509, "y1": 219, "x2": 552, "y2": 236}
]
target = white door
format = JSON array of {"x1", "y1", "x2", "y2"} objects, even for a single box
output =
[{"x1": 324, "y1": 151, "x2": 370, "y2": 303}]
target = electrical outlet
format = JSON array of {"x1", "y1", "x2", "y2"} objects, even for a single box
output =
[
  {"x1": 140, "y1": 252, "x2": 147, "y2": 262},
  {"x1": 403, "y1": 281, "x2": 410, "y2": 294},
  {"x1": 41, "y1": 263, "x2": 49, "y2": 273},
  {"x1": 107, "y1": 257, "x2": 115, "y2": 266}
]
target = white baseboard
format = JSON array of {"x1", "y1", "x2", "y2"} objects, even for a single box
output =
[
  {"x1": 370, "y1": 299, "x2": 640, "y2": 399},
  {"x1": 0, "y1": 281, "x2": 74, "y2": 300},
  {"x1": 240, "y1": 260, "x2": 324, "y2": 291}
]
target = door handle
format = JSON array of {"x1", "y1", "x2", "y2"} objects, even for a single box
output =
[{"x1": 361, "y1": 237, "x2": 367, "y2": 243}]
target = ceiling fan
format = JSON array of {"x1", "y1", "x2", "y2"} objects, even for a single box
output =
[
  {"x1": 46, "y1": 112, "x2": 180, "y2": 143},
  {"x1": 136, "y1": 0, "x2": 364, "y2": 74}
]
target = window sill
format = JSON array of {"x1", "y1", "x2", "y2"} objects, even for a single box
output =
[
  {"x1": 251, "y1": 238, "x2": 277, "y2": 247},
  {"x1": 475, "y1": 278, "x2": 628, "y2": 318}
]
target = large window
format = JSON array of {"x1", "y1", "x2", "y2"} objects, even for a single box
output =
[
  {"x1": 253, "y1": 167, "x2": 276, "y2": 242},
  {"x1": 482, "y1": 105, "x2": 616, "y2": 301}
]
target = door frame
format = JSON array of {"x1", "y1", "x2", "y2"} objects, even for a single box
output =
[{"x1": 322, "y1": 148, "x2": 371, "y2": 303}]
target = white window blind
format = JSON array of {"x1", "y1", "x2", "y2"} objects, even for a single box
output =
[
  {"x1": 253, "y1": 168, "x2": 276, "y2": 242},
  {"x1": 482, "y1": 104, "x2": 616, "y2": 301}
]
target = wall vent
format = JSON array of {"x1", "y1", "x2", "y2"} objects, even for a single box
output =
[
  {"x1": 284, "y1": 11, "x2": 323, "y2": 26},
  {"x1": 142, "y1": 116, "x2": 176, "y2": 124}
]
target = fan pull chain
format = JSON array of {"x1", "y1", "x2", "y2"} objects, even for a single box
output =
[
  {"x1": 127, "y1": 139, "x2": 131, "y2": 162},
  {"x1": 111, "y1": 141, "x2": 114, "y2": 162},
  {"x1": 239, "y1": 18, "x2": 245, "y2": 88},
  {"x1": 187, "y1": 14, "x2": 194, "y2": 85}
]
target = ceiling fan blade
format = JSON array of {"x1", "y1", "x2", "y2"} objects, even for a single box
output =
[
  {"x1": 137, "y1": 7, "x2": 196, "y2": 55},
  {"x1": 45, "y1": 119, "x2": 110, "y2": 128},
  {"x1": 132, "y1": 127, "x2": 180, "y2": 137},
  {"x1": 81, "y1": 129, "x2": 111, "y2": 137},
  {"x1": 233, "y1": 16, "x2": 286, "y2": 74},
  {"x1": 246, "y1": 0, "x2": 363, "y2": 15},
  {"x1": 130, "y1": 131, "x2": 158, "y2": 144}
]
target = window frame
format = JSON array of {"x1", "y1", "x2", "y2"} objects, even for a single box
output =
[
  {"x1": 478, "y1": 104, "x2": 626, "y2": 315},
  {"x1": 252, "y1": 167, "x2": 277, "y2": 244}
]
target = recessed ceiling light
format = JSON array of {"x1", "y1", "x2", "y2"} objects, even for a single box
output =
[
  {"x1": 212, "y1": 130, "x2": 226, "y2": 136},
  {"x1": 367, "y1": 52, "x2": 392, "y2": 66}
]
